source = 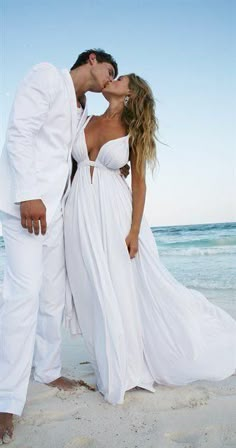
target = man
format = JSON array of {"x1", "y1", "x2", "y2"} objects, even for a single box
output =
[{"x1": 0, "y1": 49, "x2": 125, "y2": 443}]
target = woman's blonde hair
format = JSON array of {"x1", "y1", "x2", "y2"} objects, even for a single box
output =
[{"x1": 121, "y1": 73, "x2": 158, "y2": 175}]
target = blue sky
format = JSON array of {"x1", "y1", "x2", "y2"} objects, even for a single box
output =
[{"x1": 1, "y1": 0, "x2": 235, "y2": 226}]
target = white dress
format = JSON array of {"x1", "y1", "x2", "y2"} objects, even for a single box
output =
[{"x1": 64, "y1": 116, "x2": 236, "y2": 404}]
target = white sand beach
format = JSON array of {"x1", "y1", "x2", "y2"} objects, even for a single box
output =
[
  {"x1": 8, "y1": 318, "x2": 236, "y2": 448},
  {"x1": 1, "y1": 223, "x2": 235, "y2": 447},
  {"x1": 1, "y1": 222, "x2": 236, "y2": 448}
]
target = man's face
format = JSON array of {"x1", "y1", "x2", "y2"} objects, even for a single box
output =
[{"x1": 90, "y1": 61, "x2": 116, "y2": 92}]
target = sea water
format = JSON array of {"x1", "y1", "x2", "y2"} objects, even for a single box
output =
[
  {"x1": 152, "y1": 222, "x2": 236, "y2": 317},
  {"x1": 0, "y1": 222, "x2": 235, "y2": 316}
]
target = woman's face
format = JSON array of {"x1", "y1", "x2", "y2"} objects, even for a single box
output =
[{"x1": 102, "y1": 75, "x2": 130, "y2": 99}]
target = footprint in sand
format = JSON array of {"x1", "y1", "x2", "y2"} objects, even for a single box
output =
[
  {"x1": 222, "y1": 426, "x2": 236, "y2": 447},
  {"x1": 166, "y1": 431, "x2": 196, "y2": 448},
  {"x1": 64, "y1": 436, "x2": 103, "y2": 448},
  {"x1": 166, "y1": 425, "x2": 233, "y2": 448}
]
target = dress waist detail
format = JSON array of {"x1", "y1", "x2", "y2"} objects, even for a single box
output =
[{"x1": 77, "y1": 159, "x2": 119, "y2": 173}]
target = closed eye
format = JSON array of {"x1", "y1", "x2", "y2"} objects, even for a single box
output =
[{"x1": 109, "y1": 69, "x2": 115, "y2": 78}]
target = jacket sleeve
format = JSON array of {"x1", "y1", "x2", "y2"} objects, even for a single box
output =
[{"x1": 6, "y1": 63, "x2": 59, "y2": 203}]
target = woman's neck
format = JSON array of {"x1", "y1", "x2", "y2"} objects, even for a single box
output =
[{"x1": 101, "y1": 101, "x2": 124, "y2": 120}]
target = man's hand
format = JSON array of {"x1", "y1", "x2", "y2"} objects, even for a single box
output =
[
  {"x1": 120, "y1": 163, "x2": 130, "y2": 178},
  {"x1": 20, "y1": 199, "x2": 47, "y2": 235}
]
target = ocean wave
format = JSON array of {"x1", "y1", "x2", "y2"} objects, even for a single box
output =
[
  {"x1": 152, "y1": 223, "x2": 236, "y2": 249},
  {"x1": 155, "y1": 236, "x2": 236, "y2": 247},
  {"x1": 152, "y1": 222, "x2": 236, "y2": 234},
  {"x1": 159, "y1": 246, "x2": 236, "y2": 256},
  {"x1": 0, "y1": 237, "x2": 4, "y2": 249},
  {"x1": 184, "y1": 279, "x2": 236, "y2": 290}
]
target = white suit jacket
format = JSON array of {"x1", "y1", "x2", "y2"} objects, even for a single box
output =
[{"x1": 0, "y1": 63, "x2": 87, "y2": 224}]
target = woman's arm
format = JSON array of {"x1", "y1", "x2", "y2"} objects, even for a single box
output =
[{"x1": 125, "y1": 149, "x2": 146, "y2": 258}]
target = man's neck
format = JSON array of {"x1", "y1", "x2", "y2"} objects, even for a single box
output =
[
  {"x1": 78, "y1": 94, "x2": 86, "y2": 109},
  {"x1": 70, "y1": 67, "x2": 90, "y2": 98}
]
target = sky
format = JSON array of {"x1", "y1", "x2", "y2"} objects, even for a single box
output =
[{"x1": 0, "y1": 0, "x2": 235, "y2": 227}]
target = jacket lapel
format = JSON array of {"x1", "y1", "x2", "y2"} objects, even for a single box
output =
[
  {"x1": 61, "y1": 69, "x2": 88, "y2": 157},
  {"x1": 78, "y1": 102, "x2": 88, "y2": 132},
  {"x1": 61, "y1": 69, "x2": 78, "y2": 152}
]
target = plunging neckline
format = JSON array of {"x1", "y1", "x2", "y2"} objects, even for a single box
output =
[{"x1": 83, "y1": 115, "x2": 128, "y2": 163}]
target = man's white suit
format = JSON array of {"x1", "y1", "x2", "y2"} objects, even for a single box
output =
[{"x1": 0, "y1": 63, "x2": 87, "y2": 415}]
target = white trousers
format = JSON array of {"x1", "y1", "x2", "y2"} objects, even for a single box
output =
[{"x1": 0, "y1": 209, "x2": 66, "y2": 415}]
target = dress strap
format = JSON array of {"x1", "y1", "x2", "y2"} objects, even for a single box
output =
[{"x1": 82, "y1": 115, "x2": 93, "y2": 130}]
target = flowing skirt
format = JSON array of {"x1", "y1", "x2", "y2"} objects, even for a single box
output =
[{"x1": 64, "y1": 166, "x2": 236, "y2": 404}]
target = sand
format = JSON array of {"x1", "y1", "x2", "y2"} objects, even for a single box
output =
[{"x1": 6, "y1": 326, "x2": 236, "y2": 448}]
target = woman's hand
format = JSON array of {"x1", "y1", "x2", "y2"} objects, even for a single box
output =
[{"x1": 125, "y1": 231, "x2": 139, "y2": 258}]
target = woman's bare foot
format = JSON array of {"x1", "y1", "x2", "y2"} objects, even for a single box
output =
[
  {"x1": 77, "y1": 380, "x2": 96, "y2": 391},
  {"x1": 0, "y1": 413, "x2": 13, "y2": 444},
  {"x1": 46, "y1": 376, "x2": 81, "y2": 391}
]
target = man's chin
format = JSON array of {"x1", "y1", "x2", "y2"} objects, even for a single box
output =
[
  {"x1": 102, "y1": 86, "x2": 110, "y2": 95},
  {"x1": 90, "y1": 87, "x2": 102, "y2": 93}
]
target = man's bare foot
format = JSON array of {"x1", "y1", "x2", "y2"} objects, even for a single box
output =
[
  {"x1": 0, "y1": 413, "x2": 13, "y2": 444},
  {"x1": 46, "y1": 376, "x2": 81, "y2": 391}
]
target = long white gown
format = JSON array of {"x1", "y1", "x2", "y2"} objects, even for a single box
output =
[{"x1": 64, "y1": 116, "x2": 236, "y2": 405}]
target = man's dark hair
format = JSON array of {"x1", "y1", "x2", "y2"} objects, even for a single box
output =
[{"x1": 70, "y1": 48, "x2": 118, "y2": 78}]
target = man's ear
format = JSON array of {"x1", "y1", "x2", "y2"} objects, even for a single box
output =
[{"x1": 88, "y1": 53, "x2": 97, "y2": 65}]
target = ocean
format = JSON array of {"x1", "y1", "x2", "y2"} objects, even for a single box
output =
[
  {"x1": 0, "y1": 222, "x2": 235, "y2": 316},
  {"x1": 152, "y1": 222, "x2": 236, "y2": 317}
]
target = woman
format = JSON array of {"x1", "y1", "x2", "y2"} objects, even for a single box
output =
[{"x1": 64, "y1": 74, "x2": 236, "y2": 405}]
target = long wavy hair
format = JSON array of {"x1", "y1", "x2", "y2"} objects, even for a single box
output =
[{"x1": 121, "y1": 74, "x2": 158, "y2": 175}]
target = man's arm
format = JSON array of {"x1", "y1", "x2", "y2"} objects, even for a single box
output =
[
  {"x1": 120, "y1": 163, "x2": 130, "y2": 178},
  {"x1": 7, "y1": 63, "x2": 57, "y2": 203},
  {"x1": 6, "y1": 63, "x2": 59, "y2": 233}
]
